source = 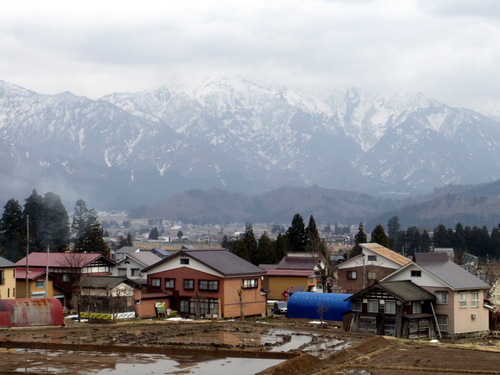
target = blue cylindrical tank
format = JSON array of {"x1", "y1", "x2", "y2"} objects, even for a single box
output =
[{"x1": 286, "y1": 292, "x2": 352, "y2": 321}]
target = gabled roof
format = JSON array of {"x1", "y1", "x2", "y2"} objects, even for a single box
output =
[
  {"x1": 0, "y1": 256, "x2": 18, "y2": 269},
  {"x1": 15, "y1": 267, "x2": 45, "y2": 280},
  {"x1": 277, "y1": 257, "x2": 316, "y2": 270},
  {"x1": 78, "y1": 276, "x2": 141, "y2": 289},
  {"x1": 346, "y1": 280, "x2": 435, "y2": 302},
  {"x1": 114, "y1": 246, "x2": 141, "y2": 254},
  {"x1": 264, "y1": 269, "x2": 315, "y2": 277},
  {"x1": 17, "y1": 252, "x2": 117, "y2": 268},
  {"x1": 151, "y1": 248, "x2": 171, "y2": 257},
  {"x1": 143, "y1": 248, "x2": 265, "y2": 277},
  {"x1": 361, "y1": 243, "x2": 411, "y2": 267},
  {"x1": 121, "y1": 252, "x2": 162, "y2": 267},
  {"x1": 414, "y1": 254, "x2": 489, "y2": 290}
]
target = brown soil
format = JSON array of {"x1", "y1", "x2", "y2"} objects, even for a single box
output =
[{"x1": 1, "y1": 317, "x2": 500, "y2": 374}]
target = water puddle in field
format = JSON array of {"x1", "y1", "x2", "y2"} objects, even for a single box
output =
[{"x1": 6, "y1": 349, "x2": 285, "y2": 374}]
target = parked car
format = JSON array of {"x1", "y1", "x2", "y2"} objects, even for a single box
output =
[{"x1": 274, "y1": 301, "x2": 287, "y2": 314}]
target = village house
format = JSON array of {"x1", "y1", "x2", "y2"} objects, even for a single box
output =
[
  {"x1": 142, "y1": 248, "x2": 267, "y2": 318},
  {"x1": 337, "y1": 243, "x2": 411, "y2": 294},
  {"x1": 260, "y1": 255, "x2": 319, "y2": 300},
  {"x1": 15, "y1": 268, "x2": 67, "y2": 306},
  {"x1": 16, "y1": 252, "x2": 117, "y2": 308},
  {"x1": 381, "y1": 253, "x2": 490, "y2": 337},
  {"x1": 345, "y1": 280, "x2": 437, "y2": 338},
  {"x1": 0, "y1": 256, "x2": 17, "y2": 300},
  {"x1": 110, "y1": 251, "x2": 162, "y2": 289},
  {"x1": 76, "y1": 276, "x2": 141, "y2": 320}
]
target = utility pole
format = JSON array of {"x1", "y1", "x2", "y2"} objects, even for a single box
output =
[
  {"x1": 25, "y1": 215, "x2": 29, "y2": 299},
  {"x1": 45, "y1": 245, "x2": 50, "y2": 298}
]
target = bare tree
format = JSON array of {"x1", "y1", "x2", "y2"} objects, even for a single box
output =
[
  {"x1": 237, "y1": 288, "x2": 245, "y2": 321},
  {"x1": 317, "y1": 302, "x2": 330, "y2": 325}
]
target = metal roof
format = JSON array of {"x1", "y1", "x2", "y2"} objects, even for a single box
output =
[
  {"x1": 124, "y1": 251, "x2": 162, "y2": 267},
  {"x1": 360, "y1": 243, "x2": 411, "y2": 267},
  {"x1": 264, "y1": 269, "x2": 315, "y2": 277},
  {"x1": 143, "y1": 248, "x2": 265, "y2": 276},
  {"x1": 0, "y1": 256, "x2": 18, "y2": 269},
  {"x1": 17, "y1": 252, "x2": 116, "y2": 268},
  {"x1": 277, "y1": 257, "x2": 316, "y2": 270},
  {"x1": 114, "y1": 246, "x2": 141, "y2": 254},
  {"x1": 414, "y1": 254, "x2": 489, "y2": 290},
  {"x1": 346, "y1": 280, "x2": 435, "y2": 302},
  {"x1": 78, "y1": 276, "x2": 141, "y2": 289},
  {"x1": 15, "y1": 267, "x2": 45, "y2": 280}
]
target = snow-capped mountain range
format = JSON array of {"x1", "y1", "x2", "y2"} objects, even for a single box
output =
[{"x1": 1, "y1": 77, "x2": 500, "y2": 209}]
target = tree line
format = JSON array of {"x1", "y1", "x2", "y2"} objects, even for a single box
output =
[
  {"x1": 0, "y1": 190, "x2": 108, "y2": 262},
  {"x1": 365, "y1": 216, "x2": 500, "y2": 260}
]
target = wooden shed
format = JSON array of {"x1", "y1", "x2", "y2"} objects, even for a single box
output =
[{"x1": 0, "y1": 298, "x2": 65, "y2": 327}]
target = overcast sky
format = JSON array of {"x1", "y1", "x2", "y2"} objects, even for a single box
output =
[{"x1": 2, "y1": 0, "x2": 500, "y2": 109}]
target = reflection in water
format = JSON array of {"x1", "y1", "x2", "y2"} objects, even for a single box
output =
[{"x1": 10, "y1": 350, "x2": 284, "y2": 375}]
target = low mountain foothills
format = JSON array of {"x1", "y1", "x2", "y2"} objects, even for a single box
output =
[{"x1": 3, "y1": 77, "x2": 500, "y2": 212}]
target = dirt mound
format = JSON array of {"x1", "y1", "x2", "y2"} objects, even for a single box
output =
[
  {"x1": 323, "y1": 336, "x2": 390, "y2": 366},
  {"x1": 256, "y1": 353, "x2": 322, "y2": 375}
]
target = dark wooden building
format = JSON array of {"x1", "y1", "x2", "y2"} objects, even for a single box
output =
[{"x1": 345, "y1": 280, "x2": 437, "y2": 338}]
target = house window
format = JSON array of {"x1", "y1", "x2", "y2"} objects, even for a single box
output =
[
  {"x1": 151, "y1": 278, "x2": 161, "y2": 287},
  {"x1": 0, "y1": 270, "x2": 4, "y2": 285},
  {"x1": 436, "y1": 292, "x2": 448, "y2": 305},
  {"x1": 347, "y1": 271, "x2": 357, "y2": 280},
  {"x1": 62, "y1": 274, "x2": 70, "y2": 283},
  {"x1": 7, "y1": 288, "x2": 10, "y2": 298},
  {"x1": 243, "y1": 279, "x2": 258, "y2": 288},
  {"x1": 411, "y1": 270, "x2": 421, "y2": 277},
  {"x1": 180, "y1": 258, "x2": 189, "y2": 265},
  {"x1": 13, "y1": 269, "x2": 15, "y2": 278},
  {"x1": 352, "y1": 300, "x2": 362, "y2": 311},
  {"x1": 437, "y1": 316, "x2": 448, "y2": 332},
  {"x1": 367, "y1": 300, "x2": 379, "y2": 313},
  {"x1": 309, "y1": 277, "x2": 314, "y2": 283},
  {"x1": 367, "y1": 255, "x2": 377, "y2": 261},
  {"x1": 199, "y1": 280, "x2": 218, "y2": 291},
  {"x1": 184, "y1": 279, "x2": 194, "y2": 290},
  {"x1": 118, "y1": 268, "x2": 127, "y2": 277},
  {"x1": 131, "y1": 269, "x2": 141, "y2": 277},
  {"x1": 459, "y1": 292, "x2": 468, "y2": 308},
  {"x1": 385, "y1": 301, "x2": 396, "y2": 314},
  {"x1": 165, "y1": 279, "x2": 175, "y2": 289},
  {"x1": 180, "y1": 300, "x2": 190, "y2": 313},
  {"x1": 412, "y1": 301, "x2": 422, "y2": 314},
  {"x1": 35, "y1": 281, "x2": 44, "y2": 289},
  {"x1": 471, "y1": 292, "x2": 479, "y2": 308}
]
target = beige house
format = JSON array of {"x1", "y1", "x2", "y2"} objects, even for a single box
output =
[
  {"x1": 0, "y1": 257, "x2": 17, "y2": 299},
  {"x1": 382, "y1": 253, "x2": 490, "y2": 337}
]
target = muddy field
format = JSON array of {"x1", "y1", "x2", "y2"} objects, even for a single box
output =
[{"x1": 1, "y1": 317, "x2": 500, "y2": 374}]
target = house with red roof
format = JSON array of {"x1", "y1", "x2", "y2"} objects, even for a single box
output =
[
  {"x1": 142, "y1": 248, "x2": 267, "y2": 318},
  {"x1": 16, "y1": 252, "x2": 117, "y2": 308},
  {"x1": 15, "y1": 268, "x2": 67, "y2": 306}
]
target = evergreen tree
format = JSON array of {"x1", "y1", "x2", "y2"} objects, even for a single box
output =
[
  {"x1": 234, "y1": 238, "x2": 250, "y2": 262},
  {"x1": 420, "y1": 230, "x2": 431, "y2": 253},
  {"x1": 433, "y1": 224, "x2": 453, "y2": 248},
  {"x1": 177, "y1": 230, "x2": 183, "y2": 239},
  {"x1": 305, "y1": 215, "x2": 320, "y2": 249},
  {"x1": 0, "y1": 199, "x2": 25, "y2": 262},
  {"x1": 103, "y1": 230, "x2": 109, "y2": 237},
  {"x1": 406, "y1": 227, "x2": 422, "y2": 256},
  {"x1": 243, "y1": 223, "x2": 258, "y2": 264},
  {"x1": 119, "y1": 232, "x2": 134, "y2": 248},
  {"x1": 275, "y1": 233, "x2": 288, "y2": 261},
  {"x1": 287, "y1": 213, "x2": 306, "y2": 253},
  {"x1": 149, "y1": 227, "x2": 159, "y2": 240},
  {"x1": 256, "y1": 232, "x2": 276, "y2": 265},
  {"x1": 24, "y1": 190, "x2": 69, "y2": 253},
  {"x1": 370, "y1": 224, "x2": 390, "y2": 248},
  {"x1": 350, "y1": 222, "x2": 367, "y2": 257},
  {"x1": 387, "y1": 216, "x2": 400, "y2": 238},
  {"x1": 72, "y1": 199, "x2": 108, "y2": 255}
]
